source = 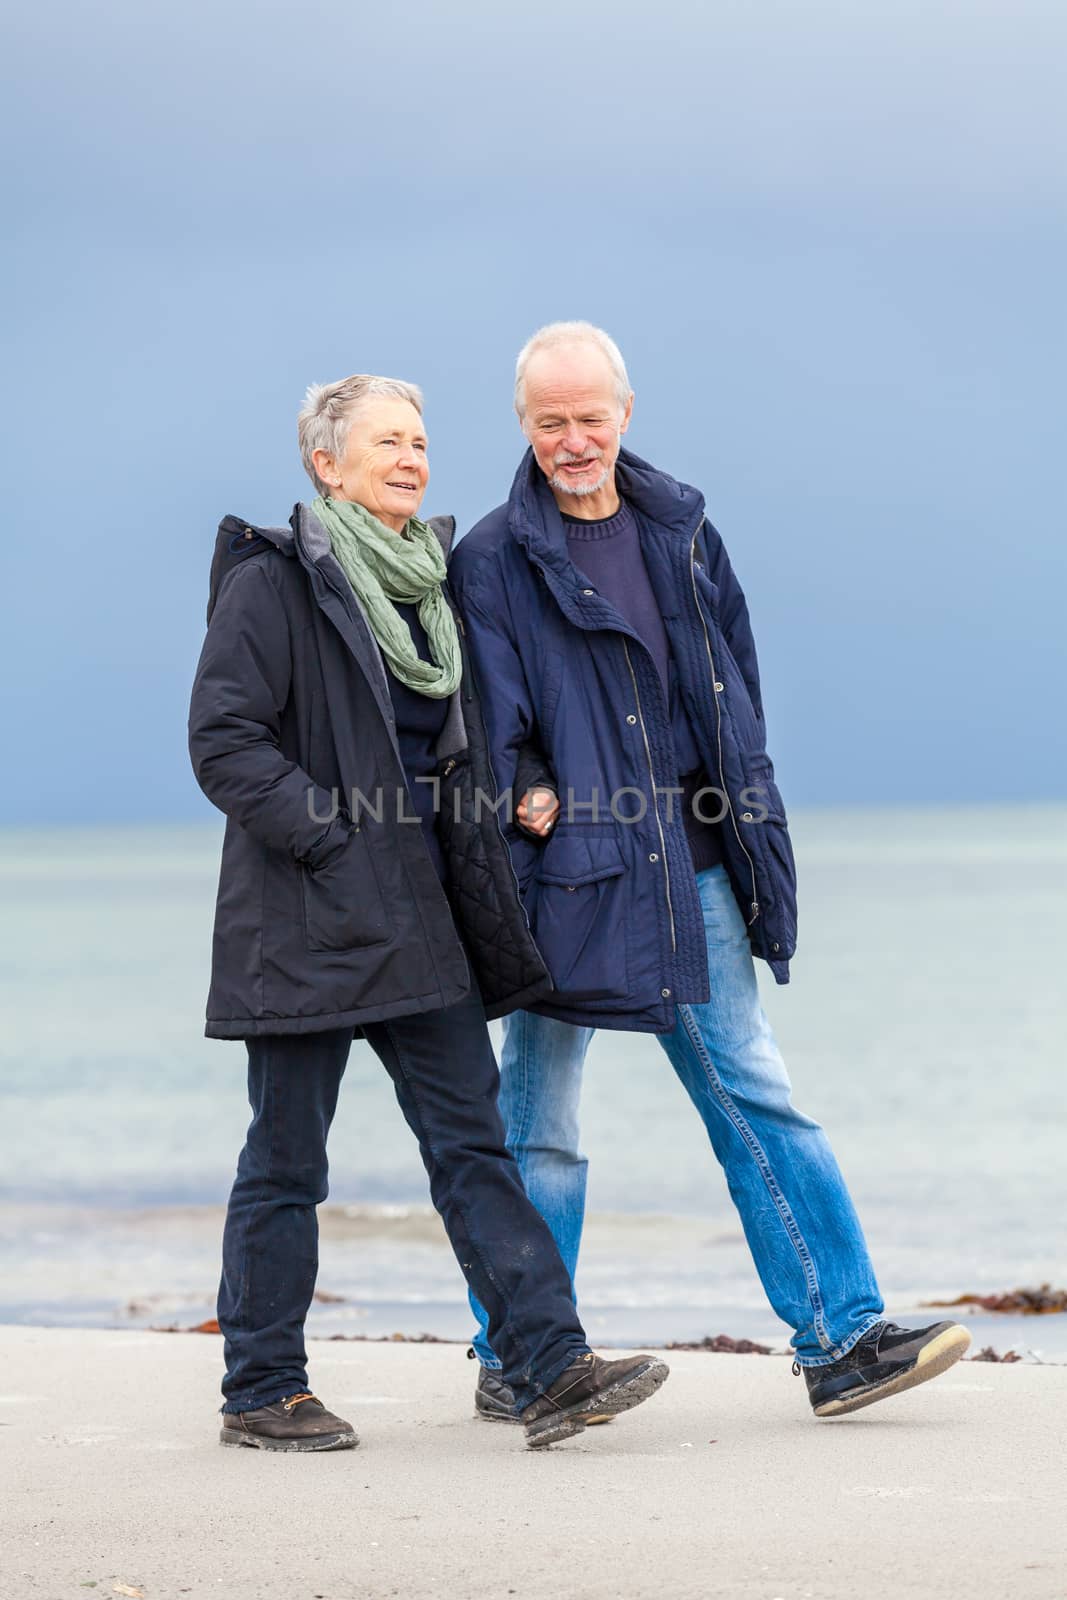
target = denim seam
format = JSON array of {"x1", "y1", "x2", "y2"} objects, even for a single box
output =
[
  {"x1": 793, "y1": 1315, "x2": 884, "y2": 1368},
  {"x1": 678, "y1": 1003, "x2": 834, "y2": 1355},
  {"x1": 381, "y1": 1017, "x2": 533, "y2": 1373}
]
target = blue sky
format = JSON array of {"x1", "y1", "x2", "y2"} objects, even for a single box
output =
[{"x1": 2, "y1": 0, "x2": 1064, "y2": 821}]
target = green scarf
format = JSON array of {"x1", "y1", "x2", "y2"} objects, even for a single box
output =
[{"x1": 312, "y1": 495, "x2": 462, "y2": 700}]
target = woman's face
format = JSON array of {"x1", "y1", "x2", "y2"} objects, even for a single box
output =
[{"x1": 315, "y1": 398, "x2": 429, "y2": 532}]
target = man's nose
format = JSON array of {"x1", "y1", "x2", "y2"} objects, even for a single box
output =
[{"x1": 560, "y1": 423, "x2": 588, "y2": 455}]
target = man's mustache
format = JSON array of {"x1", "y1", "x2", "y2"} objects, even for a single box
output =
[{"x1": 552, "y1": 448, "x2": 604, "y2": 466}]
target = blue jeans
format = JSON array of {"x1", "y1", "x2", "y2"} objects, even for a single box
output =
[
  {"x1": 471, "y1": 865, "x2": 884, "y2": 1367},
  {"x1": 219, "y1": 986, "x2": 588, "y2": 1413}
]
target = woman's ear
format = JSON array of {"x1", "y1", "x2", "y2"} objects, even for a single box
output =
[{"x1": 311, "y1": 448, "x2": 342, "y2": 492}]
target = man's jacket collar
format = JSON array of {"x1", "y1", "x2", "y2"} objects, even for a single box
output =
[{"x1": 505, "y1": 445, "x2": 705, "y2": 577}]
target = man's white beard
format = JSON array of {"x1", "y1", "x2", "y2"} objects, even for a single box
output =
[{"x1": 548, "y1": 463, "x2": 611, "y2": 497}]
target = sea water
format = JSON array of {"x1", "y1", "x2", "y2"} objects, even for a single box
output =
[{"x1": 2, "y1": 808, "x2": 1064, "y2": 1356}]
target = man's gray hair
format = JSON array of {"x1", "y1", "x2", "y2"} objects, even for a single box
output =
[
  {"x1": 514, "y1": 321, "x2": 631, "y2": 420},
  {"x1": 298, "y1": 373, "x2": 424, "y2": 494}
]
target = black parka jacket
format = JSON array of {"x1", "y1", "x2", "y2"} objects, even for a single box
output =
[{"x1": 188, "y1": 503, "x2": 550, "y2": 1039}]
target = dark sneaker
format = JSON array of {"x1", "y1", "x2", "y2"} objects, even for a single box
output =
[
  {"x1": 802, "y1": 1321, "x2": 972, "y2": 1417},
  {"x1": 522, "y1": 1351, "x2": 669, "y2": 1449},
  {"x1": 219, "y1": 1392, "x2": 358, "y2": 1452},
  {"x1": 474, "y1": 1363, "x2": 523, "y2": 1424}
]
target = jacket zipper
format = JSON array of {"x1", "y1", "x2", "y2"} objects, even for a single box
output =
[
  {"x1": 689, "y1": 520, "x2": 760, "y2": 927},
  {"x1": 622, "y1": 639, "x2": 677, "y2": 954}
]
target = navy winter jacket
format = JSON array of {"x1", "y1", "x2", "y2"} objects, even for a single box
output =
[{"x1": 449, "y1": 448, "x2": 798, "y2": 1034}]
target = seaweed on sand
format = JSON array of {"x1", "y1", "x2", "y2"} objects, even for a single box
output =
[
  {"x1": 923, "y1": 1284, "x2": 1067, "y2": 1315},
  {"x1": 665, "y1": 1334, "x2": 773, "y2": 1354}
]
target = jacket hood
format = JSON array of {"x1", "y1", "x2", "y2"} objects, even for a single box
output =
[
  {"x1": 206, "y1": 515, "x2": 295, "y2": 624},
  {"x1": 506, "y1": 446, "x2": 705, "y2": 572},
  {"x1": 206, "y1": 506, "x2": 457, "y2": 623}
]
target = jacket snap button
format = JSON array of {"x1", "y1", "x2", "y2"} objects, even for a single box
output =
[
  {"x1": 714, "y1": 681, "x2": 724, "y2": 692},
  {"x1": 626, "y1": 714, "x2": 637, "y2": 725},
  {"x1": 648, "y1": 852, "x2": 659, "y2": 862},
  {"x1": 661, "y1": 987, "x2": 671, "y2": 998},
  {"x1": 742, "y1": 811, "x2": 754, "y2": 822},
  {"x1": 582, "y1": 588, "x2": 595, "y2": 596},
  {"x1": 772, "y1": 942, "x2": 780, "y2": 952}
]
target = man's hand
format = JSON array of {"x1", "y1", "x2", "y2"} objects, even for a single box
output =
[{"x1": 517, "y1": 786, "x2": 560, "y2": 838}]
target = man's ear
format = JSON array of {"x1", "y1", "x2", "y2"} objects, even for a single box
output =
[
  {"x1": 311, "y1": 447, "x2": 342, "y2": 491},
  {"x1": 619, "y1": 392, "x2": 635, "y2": 436}
]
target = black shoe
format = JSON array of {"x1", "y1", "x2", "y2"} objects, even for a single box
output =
[
  {"x1": 522, "y1": 1351, "x2": 669, "y2": 1449},
  {"x1": 474, "y1": 1362, "x2": 523, "y2": 1424},
  {"x1": 801, "y1": 1321, "x2": 972, "y2": 1417},
  {"x1": 219, "y1": 1392, "x2": 358, "y2": 1451}
]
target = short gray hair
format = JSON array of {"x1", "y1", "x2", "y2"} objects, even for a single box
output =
[
  {"x1": 298, "y1": 373, "x2": 424, "y2": 494},
  {"x1": 514, "y1": 321, "x2": 631, "y2": 420}
]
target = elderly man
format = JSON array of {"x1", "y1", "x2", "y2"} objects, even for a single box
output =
[{"x1": 449, "y1": 321, "x2": 969, "y2": 1422}]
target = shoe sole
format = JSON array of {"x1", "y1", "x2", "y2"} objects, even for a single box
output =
[
  {"x1": 475, "y1": 1406, "x2": 524, "y2": 1425},
  {"x1": 219, "y1": 1429, "x2": 358, "y2": 1452},
  {"x1": 476, "y1": 1406, "x2": 615, "y2": 1427},
  {"x1": 813, "y1": 1325, "x2": 972, "y2": 1418},
  {"x1": 524, "y1": 1358, "x2": 669, "y2": 1450}
]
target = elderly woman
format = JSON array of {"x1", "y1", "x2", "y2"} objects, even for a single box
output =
[{"x1": 188, "y1": 373, "x2": 667, "y2": 1452}]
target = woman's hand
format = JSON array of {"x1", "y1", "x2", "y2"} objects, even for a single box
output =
[{"x1": 516, "y1": 786, "x2": 560, "y2": 838}]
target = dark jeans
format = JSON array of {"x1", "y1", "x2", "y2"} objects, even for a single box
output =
[{"x1": 218, "y1": 987, "x2": 588, "y2": 1413}]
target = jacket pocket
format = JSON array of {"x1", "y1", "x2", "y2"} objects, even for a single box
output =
[
  {"x1": 301, "y1": 827, "x2": 391, "y2": 953},
  {"x1": 529, "y1": 828, "x2": 630, "y2": 1001}
]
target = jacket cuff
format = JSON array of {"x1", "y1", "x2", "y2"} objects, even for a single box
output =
[{"x1": 302, "y1": 816, "x2": 351, "y2": 870}]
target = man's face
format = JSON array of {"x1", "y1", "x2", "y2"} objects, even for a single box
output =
[
  {"x1": 521, "y1": 345, "x2": 633, "y2": 500},
  {"x1": 314, "y1": 398, "x2": 430, "y2": 532}
]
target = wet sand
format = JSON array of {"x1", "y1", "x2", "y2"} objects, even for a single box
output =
[{"x1": 2, "y1": 1325, "x2": 1065, "y2": 1599}]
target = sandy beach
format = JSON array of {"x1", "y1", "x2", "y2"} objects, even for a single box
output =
[{"x1": 2, "y1": 1326, "x2": 1064, "y2": 1600}]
